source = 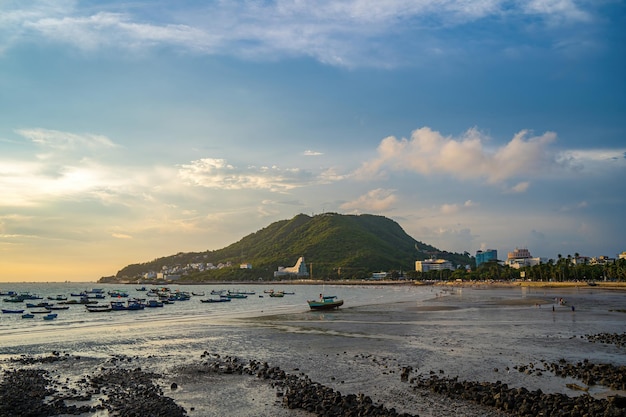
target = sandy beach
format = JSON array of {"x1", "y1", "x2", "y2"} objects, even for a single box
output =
[{"x1": 1, "y1": 284, "x2": 625, "y2": 416}]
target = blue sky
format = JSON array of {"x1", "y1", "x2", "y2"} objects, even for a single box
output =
[{"x1": 1, "y1": 0, "x2": 625, "y2": 282}]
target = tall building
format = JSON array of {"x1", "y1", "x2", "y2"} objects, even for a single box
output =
[{"x1": 476, "y1": 249, "x2": 498, "y2": 267}]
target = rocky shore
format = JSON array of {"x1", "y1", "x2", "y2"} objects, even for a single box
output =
[{"x1": 2, "y1": 331, "x2": 626, "y2": 417}]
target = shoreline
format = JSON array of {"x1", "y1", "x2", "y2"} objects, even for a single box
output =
[{"x1": 2, "y1": 285, "x2": 626, "y2": 416}]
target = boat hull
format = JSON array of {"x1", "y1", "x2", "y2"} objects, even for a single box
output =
[{"x1": 307, "y1": 299, "x2": 344, "y2": 310}]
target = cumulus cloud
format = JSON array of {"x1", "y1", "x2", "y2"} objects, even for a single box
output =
[
  {"x1": 355, "y1": 127, "x2": 557, "y2": 188},
  {"x1": 340, "y1": 188, "x2": 397, "y2": 212},
  {"x1": 178, "y1": 158, "x2": 323, "y2": 191},
  {"x1": 303, "y1": 150, "x2": 323, "y2": 156}
]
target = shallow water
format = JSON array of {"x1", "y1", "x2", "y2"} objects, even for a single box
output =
[{"x1": 1, "y1": 283, "x2": 625, "y2": 415}]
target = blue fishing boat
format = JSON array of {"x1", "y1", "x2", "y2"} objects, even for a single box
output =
[
  {"x1": 21, "y1": 313, "x2": 35, "y2": 319},
  {"x1": 42, "y1": 313, "x2": 58, "y2": 320},
  {"x1": 145, "y1": 299, "x2": 164, "y2": 308},
  {"x1": 2, "y1": 308, "x2": 25, "y2": 314},
  {"x1": 200, "y1": 298, "x2": 231, "y2": 303}
]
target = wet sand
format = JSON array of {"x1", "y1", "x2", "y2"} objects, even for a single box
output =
[{"x1": 1, "y1": 286, "x2": 626, "y2": 416}]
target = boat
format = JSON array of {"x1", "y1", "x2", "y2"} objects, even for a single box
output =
[
  {"x1": 200, "y1": 298, "x2": 231, "y2": 303},
  {"x1": 145, "y1": 299, "x2": 164, "y2": 308},
  {"x1": 48, "y1": 305, "x2": 70, "y2": 310},
  {"x1": 26, "y1": 302, "x2": 51, "y2": 308},
  {"x1": 21, "y1": 313, "x2": 35, "y2": 319},
  {"x1": 47, "y1": 295, "x2": 68, "y2": 301},
  {"x1": 30, "y1": 309, "x2": 52, "y2": 314},
  {"x1": 191, "y1": 291, "x2": 205, "y2": 296},
  {"x1": 42, "y1": 313, "x2": 58, "y2": 320},
  {"x1": 307, "y1": 295, "x2": 344, "y2": 310},
  {"x1": 110, "y1": 300, "x2": 145, "y2": 310},
  {"x1": 86, "y1": 305, "x2": 112, "y2": 313},
  {"x1": 2, "y1": 309, "x2": 25, "y2": 314},
  {"x1": 269, "y1": 291, "x2": 284, "y2": 297},
  {"x1": 222, "y1": 293, "x2": 247, "y2": 299}
]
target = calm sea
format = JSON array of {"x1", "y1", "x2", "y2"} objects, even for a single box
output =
[{"x1": 1, "y1": 282, "x2": 625, "y2": 401}]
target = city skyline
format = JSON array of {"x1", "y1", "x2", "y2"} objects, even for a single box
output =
[{"x1": 1, "y1": 1, "x2": 625, "y2": 282}]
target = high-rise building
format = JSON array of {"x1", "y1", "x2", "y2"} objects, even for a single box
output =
[{"x1": 476, "y1": 249, "x2": 498, "y2": 267}]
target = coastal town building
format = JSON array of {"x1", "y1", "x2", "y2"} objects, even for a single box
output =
[
  {"x1": 370, "y1": 272, "x2": 388, "y2": 280},
  {"x1": 475, "y1": 249, "x2": 498, "y2": 267},
  {"x1": 415, "y1": 259, "x2": 454, "y2": 272},
  {"x1": 590, "y1": 256, "x2": 616, "y2": 265},
  {"x1": 274, "y1": 256, "x2": 309, "y2": 278},
  {"x1": 240, "y1": 263, "x2": 252, "y2": 269},
  {"x1": 505, "y1": 247, "x2": 541, "y2": 269},
  {"x1": 619, "y1": 251, "x2": 626, "y2": 260}
]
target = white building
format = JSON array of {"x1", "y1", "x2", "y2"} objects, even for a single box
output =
[
  {"x1": 415, "y1": 259, "x2": 453, "y2": 272},
  {"x1": 274, "y1": 256, "x2": 309, "y2": 278},
  {"x1": 505, "y1": 247, "x2": 541, "y2": 269}
]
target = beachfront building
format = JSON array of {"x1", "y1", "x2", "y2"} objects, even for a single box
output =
[
  {"x1": 274, "y1": 256, "x2": 309, "y2": 278},
  {"x1": 370, "y1": 272, "x2": 388, "y2": 280},
  {"x1": 415, "y1": 259, "x2": 454, "y2": 272},
  {"x1": 590, "y1": 256, "x2": 616, "y2": 265},
  {"x1": 505, "y1": 248, "x2": 541, "y2": 269},
  {"x1": 240, "y1": 263, "x2": 252, "y2": 269},
  {"x1": 476, "y1": 249, "x2": 498, "y2": 267}
]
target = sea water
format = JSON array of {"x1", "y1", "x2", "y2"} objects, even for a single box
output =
[{"x1": 1, "y1": 282, "x2": 625, "y2": 403}]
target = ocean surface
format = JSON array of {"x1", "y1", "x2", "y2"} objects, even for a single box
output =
[
  {"x1": 1, "y1": 282, "x2": 625, "y2": 416},
  {"x1": 0, "y1": 282, "x2": 428, "y2": 353}
]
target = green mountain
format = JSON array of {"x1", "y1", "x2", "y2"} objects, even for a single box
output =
[{"x1": 109, "y1": 213, "x2": 472, "y2": 282}]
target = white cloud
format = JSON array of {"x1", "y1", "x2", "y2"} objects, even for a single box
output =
[
  {"x1": 16, "y1": 128, "x2": 118, "y2": 152},
  {"x1": 523, "y1": 0, "x2": 591, "y2": 23},
  {"x1": 508, "y1": 182, "x2": 530, "y2": 193},
  {"x1": 178, "y1": 158, "x2": 327, "y2": 191},
  {"x1": 440, "y1": 199, "x2": 476, "y2": 214},
  {"x1": 0, "y1": 0, "x2": 602, "y2": 67},
  {"x1": 340, "y1": 188, "x2": 397, "y2": 212},
  {"x1": 112, "y1": 233, "x2": 132, "y2": 239},
  {"x1": 355, "y1": 126, "x2": 557, "y2": 187},
  {"x1": 303, "y1": 150, "x2": 323, "y2": 156}
]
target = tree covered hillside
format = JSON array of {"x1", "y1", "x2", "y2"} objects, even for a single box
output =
[{"x1": 111, "y1": 213, "x2": 472, "y2": 281}]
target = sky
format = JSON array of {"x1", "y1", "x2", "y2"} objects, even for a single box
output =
[{"x1": 1, "y1": 0, "x2": 625, "y2": 282}]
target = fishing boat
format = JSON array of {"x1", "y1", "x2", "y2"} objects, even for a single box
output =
[
  {"x1": 307, "y1": 295, "x2": 344, "y2": 310},
  {"x1": 200, "y1": 298, "x2": 231, "y2": 303},
  {"x1": 269, "y1": 291, "x2": 284, "y2": 297},
  {"x1": 86, "y1": 305, "x2": 112, "y2": 313},
  {"x1": 21, "y1": 313, "x2": 35, "y2": 319},
  {"x1": 222, "y1": 293, "x2": 247, "y2": 299},
  {"x1": 42, "y1": 313, "x2": 58, "y2": 320},
  {"x1": 30, "y1": 309, "x2": 52, "y2": 314},
  {"x1": 191, "y1": 291, "x2": 205, "y2": 296},
  {"x1": 145, "y1": 299, "x2": 164, "y2": 308},
  {"x1": 48, "y1": 305, "x2": 70, "y2": 310},
  {"x1": 2, "y1": 308, "x2": 25, "y2": 314}
]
